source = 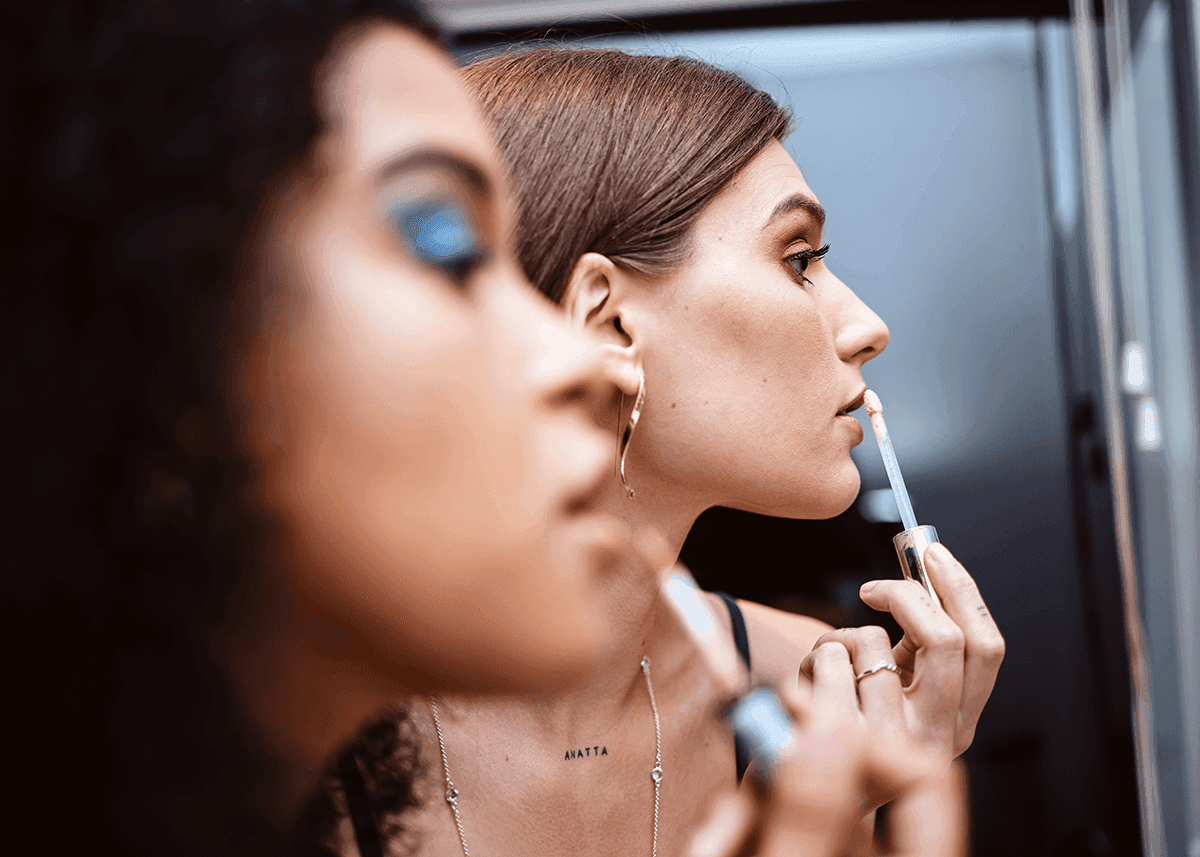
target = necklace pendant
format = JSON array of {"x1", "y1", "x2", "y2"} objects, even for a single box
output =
[
  {"x1": 641, "y1": 655, "x2": 651, "y2": 670},
  {"x1": 650, "y1": 766, "x2": 663, "y2": 784},
  {"x1": 446, "y1": 786, "x2": 460, "y2": 803}
]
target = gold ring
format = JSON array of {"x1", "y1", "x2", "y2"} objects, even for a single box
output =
[{"x1": 855, "y1": 660, "x2": 901, "y2": 682}]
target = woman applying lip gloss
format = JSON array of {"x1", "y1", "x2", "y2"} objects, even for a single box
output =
[{"x1": 330, "y1": 48, "x2": 1003, "y2": 857}]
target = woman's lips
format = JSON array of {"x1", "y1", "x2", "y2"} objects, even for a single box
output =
[
  {"x1": 836, "y1": 388, "x2": 868, "y2": 416},
  {"x1": 836, "y1": 412, "x2": 865, "y2": 446}
]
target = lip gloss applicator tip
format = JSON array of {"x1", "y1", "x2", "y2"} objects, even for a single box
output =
[{"x1": 862, "y1": 389, "x2": 941, "y2": 603}]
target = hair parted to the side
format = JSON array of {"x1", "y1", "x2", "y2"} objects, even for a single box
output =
[{"x1": 461, "y1": 48, "x2": 791, "y2": 303}]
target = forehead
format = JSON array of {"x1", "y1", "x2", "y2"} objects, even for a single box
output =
[
  {"x1": 702, "y1": 139, "x2": 818, "y2": 229},
  {"x1": 318, "y1": 25, "x2": 498, "y2": 173}
]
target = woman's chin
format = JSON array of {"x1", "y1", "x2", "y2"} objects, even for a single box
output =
[
  {"x1": 737, "y1": 467, "x2": 861, "y2": 520},
  {"x1": 809, "y1": 461, "x2": 862, "y2": 517}
]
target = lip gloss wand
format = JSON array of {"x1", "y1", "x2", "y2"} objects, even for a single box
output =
[{"x1": 863, "y1": 390, "x2": 941, "y2": 605}]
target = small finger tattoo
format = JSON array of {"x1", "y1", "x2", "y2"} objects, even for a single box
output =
[{"x1": 977, "y1": 605, "x2": 989, "y2": 617}]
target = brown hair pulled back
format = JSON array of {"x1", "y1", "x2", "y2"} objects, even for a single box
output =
[{"x1": 462, "y1": 48, "x2": 791, "y2": 302}]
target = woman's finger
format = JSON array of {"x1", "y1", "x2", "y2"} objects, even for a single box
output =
[
  {"x1": 859, "y1": 579, "x2": 965, "y2": 741},
  {"x1": 762, "y1": 724, "x2": 864, "y2": 857},
  {"x1": 892, "y1": 635, "x2": 917, "y2": 680},
  {"x1": 688, "y1": 790, "x2": 755, "y2": 857},
  {"x1": 777, "y1": 672, "x2": 814, "y2": 724},
  {"x1": 921, "y1": 543, "x2": 1005, "y2": 751},
  {"x1": 813, "y1": 627, "x2": 904, "y2": 730},
  {"x1": 859, "y1": 578, "x2": 943, "y2": 684},
  {"x1": 879, "y1": 761, "x2": 970, "y2": 857},
  {"x1": 798, "y1": 641, "x2": 858, "y2": 728}
]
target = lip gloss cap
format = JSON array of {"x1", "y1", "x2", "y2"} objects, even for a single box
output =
[
  {"x1": 892, "y1": 525, "x2": 942, "y2": 608},
  {"x1": 728, "y1": 686, "x2": 793, "y2": 774}
]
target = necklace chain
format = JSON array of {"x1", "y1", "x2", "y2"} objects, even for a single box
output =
[
  {"x1": 643, "y1": 655, "x2": 663, "y2": 857},
  {"x1": 429, "y1": 655, "x2": 664, "y2": 857},
  {"x1": 429, "y1": 696, "x2": 471, "y2": 857}
]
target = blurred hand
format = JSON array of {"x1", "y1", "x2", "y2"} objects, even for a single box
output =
[
  {"x1": 806, "y1": 542, "x2": 1004, "y2": 785},
  {"x1": 688, "y1": 642, "x2": 940, "y2": 857},
  {"x1": 875, "y1": 761, "x2": 970, "y2": 857}
]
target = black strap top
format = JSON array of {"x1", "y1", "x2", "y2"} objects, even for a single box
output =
[{"x1": 713, "y1": 591, "x2": 753, "y2": 783}]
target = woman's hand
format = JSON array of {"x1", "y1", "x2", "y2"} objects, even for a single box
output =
[
  {"x1": 806, "y1": 542, "x2": 1005, "y2": 766},
  {"x1": 688, "y1": 642, "x2": 941, "y2": 857}
]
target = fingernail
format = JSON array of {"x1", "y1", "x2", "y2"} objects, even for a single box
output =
[
  {"x1": 925, "y1": 542, "x2": 951, "y2": 566},
  {"x1": 859, "y1": 580, "x2": 877, "y2": 595}
]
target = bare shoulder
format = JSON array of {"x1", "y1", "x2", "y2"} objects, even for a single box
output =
[
  {"x1": 737, "y1": 600, "x2": 834, "y2": 691},
  {"x1": 696, "y1": 592, "x2": 832, "y2": 691}
]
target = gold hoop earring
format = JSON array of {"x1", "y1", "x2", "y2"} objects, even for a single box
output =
[{"x1": 618, "y1": 368, "x2": 646, "y2": 499}]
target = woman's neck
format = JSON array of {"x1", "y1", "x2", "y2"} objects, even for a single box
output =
[
  {"x1": 507, "y1": 467, "x2": 706, "y2": 716},
  {"x1": 222, "y1": 471, "x2": 711, "y2": 814},
  {"x1": 218, "y1": 590, "x2": 401, "y2": 826}
]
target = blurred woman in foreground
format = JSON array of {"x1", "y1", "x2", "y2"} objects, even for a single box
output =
[{"x1": 8, "y1": 3, "x2": 626, "y2": 854}]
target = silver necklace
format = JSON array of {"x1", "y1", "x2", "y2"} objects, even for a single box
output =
[{"x1": 429, "y1": 655, "x2": 664, "y2": 857}]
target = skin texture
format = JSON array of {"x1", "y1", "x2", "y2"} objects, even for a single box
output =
[
  {"x1": 219, "y1": 25, "x2": 626, "y2": 817},
  {"x1": 598, "y1": 140, "x2": 886, "y2": 521}
]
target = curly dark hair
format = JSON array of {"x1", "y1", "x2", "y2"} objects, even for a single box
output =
[
  {"x1": 3, "y1": 2, "x2": 436, "y2": 854},
  {"x1": 300, "y1": 711, "x2": 426, "y2": 857}
]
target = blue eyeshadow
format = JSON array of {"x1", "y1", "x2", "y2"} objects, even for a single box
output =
[{"x1": 391, "y1": 200, "x2": 482, "y2": 276}]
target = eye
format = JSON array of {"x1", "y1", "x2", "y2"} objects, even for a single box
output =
[
  {"x1": 785, "y1": 243, "x2": 831, "y2": 286},
  {"x1": 388, "y1": 199, "x2": 486, "y2": 284}
]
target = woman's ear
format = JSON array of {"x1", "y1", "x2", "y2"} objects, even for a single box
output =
[
  {"x1": 561, "y1": 253, "x2": 629, "y2": 344},
  {"x1": 561, "y1": 253, "x2": 642, "y2": 396}
]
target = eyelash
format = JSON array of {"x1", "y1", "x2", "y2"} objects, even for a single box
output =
[{"x1": 785, "y1": 243, "x2": 831, "y2": 286}]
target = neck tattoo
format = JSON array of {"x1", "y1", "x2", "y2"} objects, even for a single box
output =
[
  {"x1": 565, "y1": 745, "x2": 607, "y2": 759},
  {"x1": 429, "y1": 655, "x2": 664, "y2": 857}
]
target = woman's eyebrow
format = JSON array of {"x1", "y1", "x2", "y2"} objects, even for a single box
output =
[
  {"x1": 375, "y1": 148, "x2": 492, "y2": 198},
  {"x1": 763, "y1": 193, "x2": 826, "y2": 229}
]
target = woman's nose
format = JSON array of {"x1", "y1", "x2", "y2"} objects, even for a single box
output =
[{"x1": 829, "y1": 276, "x2": 889, "y2": 366}]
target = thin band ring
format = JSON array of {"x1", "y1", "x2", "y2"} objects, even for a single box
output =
[{"x1": 855, "y1": 660, "x2": 902, "y2": 682}]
